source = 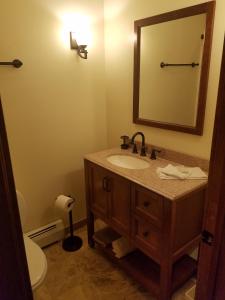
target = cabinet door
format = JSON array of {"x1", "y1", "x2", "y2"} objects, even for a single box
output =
[
  {"x1": 109, "y1": 173, "x2": 131, "y2": 237},
  {"x1": 89, "y1": 164, "x2": 109, "y2": 219}
]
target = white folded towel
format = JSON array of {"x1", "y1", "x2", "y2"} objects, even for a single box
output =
[
  {"x1": 157, "y1": 164, "x2": 207, "y2": 180},
  {"x1": 112, "y1": 237, "x2": 136, "y2": 259}
]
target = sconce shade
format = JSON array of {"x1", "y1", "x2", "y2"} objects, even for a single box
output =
[{"x1": 70, "y1": 32, "x2": 88, "y2": 59}]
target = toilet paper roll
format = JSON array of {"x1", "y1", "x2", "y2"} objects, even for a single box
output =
[{"x1": 55, "y1": 195, "x2": 75, "y2": 214}]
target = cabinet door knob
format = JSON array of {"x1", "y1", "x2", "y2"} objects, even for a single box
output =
[
  {"x1": 143, "y1": 231, "x2": 149, "y2": 238},
  {"x1": 143, "y1": 201, "x2": 150, "y2": 207}
]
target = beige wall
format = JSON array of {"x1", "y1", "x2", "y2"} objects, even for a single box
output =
[
  {"x1": 0, "y1": 0, "x2": 107, "y2": 231},
  {"x1": 104, "y1": 0, "x2": 225, "y2": 159}
]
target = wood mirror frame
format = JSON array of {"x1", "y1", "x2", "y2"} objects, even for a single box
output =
[{"x1": 133, "y1": 2, "x2": 215, "y2": 135}]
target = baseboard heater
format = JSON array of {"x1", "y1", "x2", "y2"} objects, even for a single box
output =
[{"x1": 26, "y1": 219, "x2": 65, "y2": 248}]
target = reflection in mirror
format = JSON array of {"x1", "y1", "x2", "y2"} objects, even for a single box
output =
[
  {"x1": 139, "y1": 14, "x2": 206, "y2": 126},
  {"x1": 133, "y1": 2, "x2": 215, "y2": 135}
]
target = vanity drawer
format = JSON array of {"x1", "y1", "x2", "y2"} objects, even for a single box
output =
[
  {"x1": 132, "y1": 185, "x2": 163, "y2": 228},
  {"x1": 132, "y1": 216, "x2": 161, "y2": 260}
]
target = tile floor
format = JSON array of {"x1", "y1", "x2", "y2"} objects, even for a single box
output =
[{"x1": 36, "y1": 223, "x2": 195, "y2": 300}]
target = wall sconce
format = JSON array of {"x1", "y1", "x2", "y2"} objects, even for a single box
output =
[{"x1": 70, "y1": 32, "x2": 88, "y2": 59}]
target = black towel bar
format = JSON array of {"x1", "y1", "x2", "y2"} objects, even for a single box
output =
[
  {"x1": 160, "y1": 62, "x2": 199, "y2": 68},
  {"x1": 0, "y1": 59, "x2": 23, "y2": 68}
]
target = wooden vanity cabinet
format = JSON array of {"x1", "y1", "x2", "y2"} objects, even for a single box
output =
[{"x1": 85, "y1": 160, "x2": 206, "y2": 300}]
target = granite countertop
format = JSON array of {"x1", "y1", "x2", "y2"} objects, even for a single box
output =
[{"x1": 84, "y1": 148, "x2": 208, "y2": 201}]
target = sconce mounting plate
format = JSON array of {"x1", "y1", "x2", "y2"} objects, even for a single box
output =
[{"x1": 70, "y1": 32, "x2": 88, "y2": 59}]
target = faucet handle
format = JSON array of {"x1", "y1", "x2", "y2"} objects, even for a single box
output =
[
  {"x1": 120, "y1": 135, "x2": 130, "y2": 149},
  {"x1": 150, "y1": 148, "x2": 161, "y2": 160}
]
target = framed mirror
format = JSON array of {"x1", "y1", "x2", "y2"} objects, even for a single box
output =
[{"x1": 133, "y1": 2, "x2": 215, "y2": 135}]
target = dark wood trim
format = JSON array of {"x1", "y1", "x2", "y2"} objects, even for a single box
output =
[
  {"x1": 84, "y1": 160, "x2": 95, "y2": 248},
  {"x1": 133, "y1": 1, "x2": 215, "y2": 135},
  {"x1": 212, "y1": 220, "x2": 225, "y2": 299},
  {"x1": 159, "y1": 199, "x2": 173, "y2": 300},
  {"x1": 0, "y1": 98, "x2": 33, "y2": 300},
  {"x1": 195, "y1": 34, "x2": 225, "y2": 300},
  {"x1": 195, "y1": 1, "x2": 215, "y2": 135},
  {"x1": 134, "y1": 2, "x2": 214, "y2": 27}
]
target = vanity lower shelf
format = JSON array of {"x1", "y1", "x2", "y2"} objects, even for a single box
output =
[{"x1": 95, "y1": 238, "x2": 196, "y2": 298}]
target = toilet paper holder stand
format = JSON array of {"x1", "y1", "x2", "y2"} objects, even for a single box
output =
[{"x1": 62, "y1": 197, "x2": 83, "y2": 252}]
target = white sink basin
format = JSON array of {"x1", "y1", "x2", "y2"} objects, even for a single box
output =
[{"x1": 107, "y1": 154, "x2": 150, "y2": 170}]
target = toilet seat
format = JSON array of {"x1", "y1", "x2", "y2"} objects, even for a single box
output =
[{"x1": 23, "y1": 235, "x2": 47, "y2": 291}]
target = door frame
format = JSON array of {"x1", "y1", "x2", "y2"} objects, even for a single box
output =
[
  {"x1": 0, "y1": 98, "x2": 33, "y2": 300},
  {"x1": 195, "y1": 34, "x2": 225, "y2": 300}
]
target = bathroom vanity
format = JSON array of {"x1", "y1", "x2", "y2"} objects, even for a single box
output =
[{"x1": 84, "y1": 148, "x2": 208, "y2": 300}]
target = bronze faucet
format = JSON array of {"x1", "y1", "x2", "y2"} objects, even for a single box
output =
[{"x1": 131, "y1": 132, "x2": 146, "y2": 156}]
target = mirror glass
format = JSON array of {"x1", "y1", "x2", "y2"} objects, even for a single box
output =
[
  {"x1": 133, "y1": 2, "x2": 215, "y2": 135},
  {"x1": 139, "y1": 14, "x2": 206, "y2": 126}
]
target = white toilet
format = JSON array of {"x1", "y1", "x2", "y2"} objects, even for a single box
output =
[{"x1": 17, "y1": 190, "x2": 47, "y2": 295}]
